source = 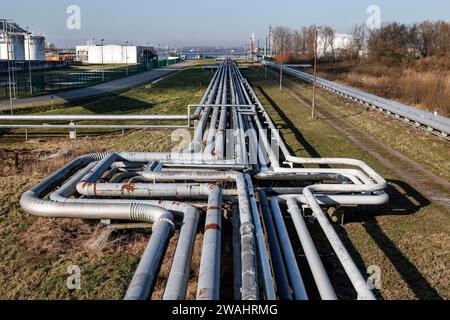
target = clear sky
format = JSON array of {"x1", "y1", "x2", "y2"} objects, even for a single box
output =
[{"x1": 3, "y1": 0, "x2": 449, "y2": 48}]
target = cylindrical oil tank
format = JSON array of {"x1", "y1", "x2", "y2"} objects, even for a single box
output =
[
  {"x1": 7, "y1": 34, "x2": 25, "y2": 60},
  {"x1": 0, "y1": 33, "x2": 8, "y2": 60},
  {"x1": 25, "y1": 35, "x2": 46, "y2": 60}
]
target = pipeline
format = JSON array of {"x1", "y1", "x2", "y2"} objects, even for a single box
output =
[{"x1": 19, "y1": 58, "x2": 387, "y2": 300}]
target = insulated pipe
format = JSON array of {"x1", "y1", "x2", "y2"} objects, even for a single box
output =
[
  {"x1": 279, "y1": 193, "x2": 389, "y2": 206},
  {"x1": 302, "y1": 187, "x2": 376, "y2": 300},
  {"x1": 0, "y1": 115, "x2": 189, "y2": 121},
  {"x1": 163, "y1": 203, "x2": 200, "y2": 300},
  {"x1": 212, "y1": 66, "x2": 229, "y2": 158},
  {"x1": 231, "y1": 202, "x2": 242, "y2": 300},
  {"x1": 125, "y1": 214, "x2": 175, "y2": 300},
  {"x1": 270, "y1": 197, "x2": 309, "y2": 300},
  {"x1": 244, "y1": 174, "x2": 276, "y2": 300},
  {"x1": 44, "y1": 161, "x2": 200, "y2": 300},
  {"x1": 285, "y1": 198, "x2": 337, "y2": 300},
  {"x1": 204, "y1": 64, "x2": 226, "y2": 155},
  {"x1": 139, "y1": 171, "x2": 259, "y2": 300},
  {"x1": 191, "y1": 64, "x2": 224, "y2": 152},
  {"x1": 258, "y1": 191, "x2": 293, "y2": 300},
  {"x1": 247, "y1": 79, "x2": 388, "y2": 191},
  {"x1": 197, "y1": 185, "x2": 223, "y2": 300}
]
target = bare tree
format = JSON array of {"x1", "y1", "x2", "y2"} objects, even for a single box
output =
[
  {"x1": 418, "y1": 20, "x2": 450, "y2": 57},
  {"x1": 321, "y1": 26, "x2": 336, "y2": 59},
  {"x1": 304, "y1": 25, "x2": 317, "y2": 60},
  {"x1": 272, "y1": 26, "x2": 293, "y2": 62},
  {"x1": 350, "y1": 24, "x2": 368, "y2": 57},
  {"x1": 293, "y1": 30, "x2": 303, "y2": 60}
]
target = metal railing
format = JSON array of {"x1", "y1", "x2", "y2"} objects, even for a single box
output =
[{"x1": 268, "y1": 63, "x2": 450, "y2": 138}]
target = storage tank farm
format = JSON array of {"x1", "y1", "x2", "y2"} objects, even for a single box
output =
[{"x1": 0, "y1": 19, "x2": 46, "y2": 61}]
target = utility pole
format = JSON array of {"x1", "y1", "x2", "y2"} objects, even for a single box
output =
[
  {"x1": 26, "y1": 28, "x2": 33, "y2": 95},
  {"x1": 265, "y1": 36, "x2": 268, "y2": 57},
  {"x1": 269, "y1": 25, "x2": 272, "y2": 56},
  {"x1": 257, "y1": 38, "x2": 260, "y2": 57},
  {"x1": 101, "y1": 39, "x2": 105, "y2": 81},
  {"x1": 264, "y1": 36, "x2": 268, "y2": 79},
  {"x1": 125, "y1": 41, "x2": 129, "y2": 76},
  {"x1": 279, "y1": 33, "x2": 284, "y2": 91},
  {"x1": 146, "y1": 42, "x2": 150, "y2": 70},
  {"x1": 312, "y1": 27, "x2": 318, "y2": 119},
  {"x1": 6, "y1": 20, "x2": 15, "y2": 114}
]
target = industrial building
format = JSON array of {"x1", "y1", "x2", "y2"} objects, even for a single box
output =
[
  {"x1": 0, "y1": 19, "x2": 46, "y2": 61},
  {"x1": 317, "y1": 33, "x2": 354, "y2": 58},
  {"x1": 76, "y1": 44, "x2": 158, "y2": 64}
]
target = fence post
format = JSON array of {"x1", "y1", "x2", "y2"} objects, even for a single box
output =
[{"x1": 69, "y1": 122, "x2": 77, "y2": 140}]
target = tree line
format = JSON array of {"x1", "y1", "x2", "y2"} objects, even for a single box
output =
[{"x1": 270, "y1": 21, "x2": 450, "y2": 64}]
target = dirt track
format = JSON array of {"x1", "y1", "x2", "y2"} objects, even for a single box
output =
[{"x1": 286, "y1": 89, "x2": 450, "y2": 208}]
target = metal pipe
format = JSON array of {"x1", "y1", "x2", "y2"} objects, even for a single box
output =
[
  {"x1": 244, "y1": 174, "x2": 276, "y2": 300},
  {"x1": 163, "y1": 203, "x2": 200, "y2": 300},
  {"x1": 231, "y1": 201, "x2": 242, "y2": 300},
  {"x1": 139, "y1": 171, "x2": 259, "y2": 300},
  {"x1": 197, "y1": 185, "x2": 223, "y2": 300},
  {"x1": 125, "y1": 213, "x2": 174, "y2": 300},
  {"x1": 285, "y1": 198, "x2": 337, "y2": 300},
  {"x1": 270, "y1": 197, "x2": 309, "y2": 300},
  {"x1": 302, "y1": 187, "x2": 376, "y2": 300},
  {"x1": 258, "y1": 191, "x2": 293, "y2": 300}
]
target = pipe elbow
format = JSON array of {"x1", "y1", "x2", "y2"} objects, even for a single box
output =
[{"x1": 129, "y1": 203, "x2": 174, "y2": 225}]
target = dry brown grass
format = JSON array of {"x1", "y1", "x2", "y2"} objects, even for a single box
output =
[
  {"x1": 315, "y1": 59, "x2": 450, "y2": 117},
  {"x1": 340, "y1": 69, "x2": 450, "y2": 116}
]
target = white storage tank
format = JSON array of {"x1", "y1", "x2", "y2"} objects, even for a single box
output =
[
  {"x1": 6, "y1": 34, "x2": 25, "y2": 60},
  {"x1": 0, "y1": 33, "x2": 9, "y2": 60},
  {"x1": 25, "y1": 35, "x2": 46, "y2": 60}
]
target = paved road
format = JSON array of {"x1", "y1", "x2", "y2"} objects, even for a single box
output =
[{"x1": 0, "y1": 60, "x2": 195, "y2": 111}]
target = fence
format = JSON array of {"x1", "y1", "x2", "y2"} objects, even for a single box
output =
[{"x1": 0, "y1": 58, "x2": 181, "y2": 99}]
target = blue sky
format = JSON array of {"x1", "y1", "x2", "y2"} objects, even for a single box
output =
[{"x1": 3, "y1": 0, "x2": 449, "y2": 48}]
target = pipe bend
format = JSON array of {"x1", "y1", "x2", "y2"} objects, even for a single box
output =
[{"x1": 21, "y1": 190, "x2": 173, "y2": 224}]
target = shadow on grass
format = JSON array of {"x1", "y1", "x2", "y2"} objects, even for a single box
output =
[
  {"x1": 344, "y1": 180, "x2": 442, "y2": 300},
  {"x1": 0, "y1": 69, "x2": 214, "y2": 139},
  {"x1": 256, "y1": 85, "x2": 330, "y2": 168},
  {"x1": 251, "y1": 71, "x2": 442, "y2": 299}
]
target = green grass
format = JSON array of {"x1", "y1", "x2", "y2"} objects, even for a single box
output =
[{"x1": 0, "y1": 67, "x2": 213, "y2": 139}]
